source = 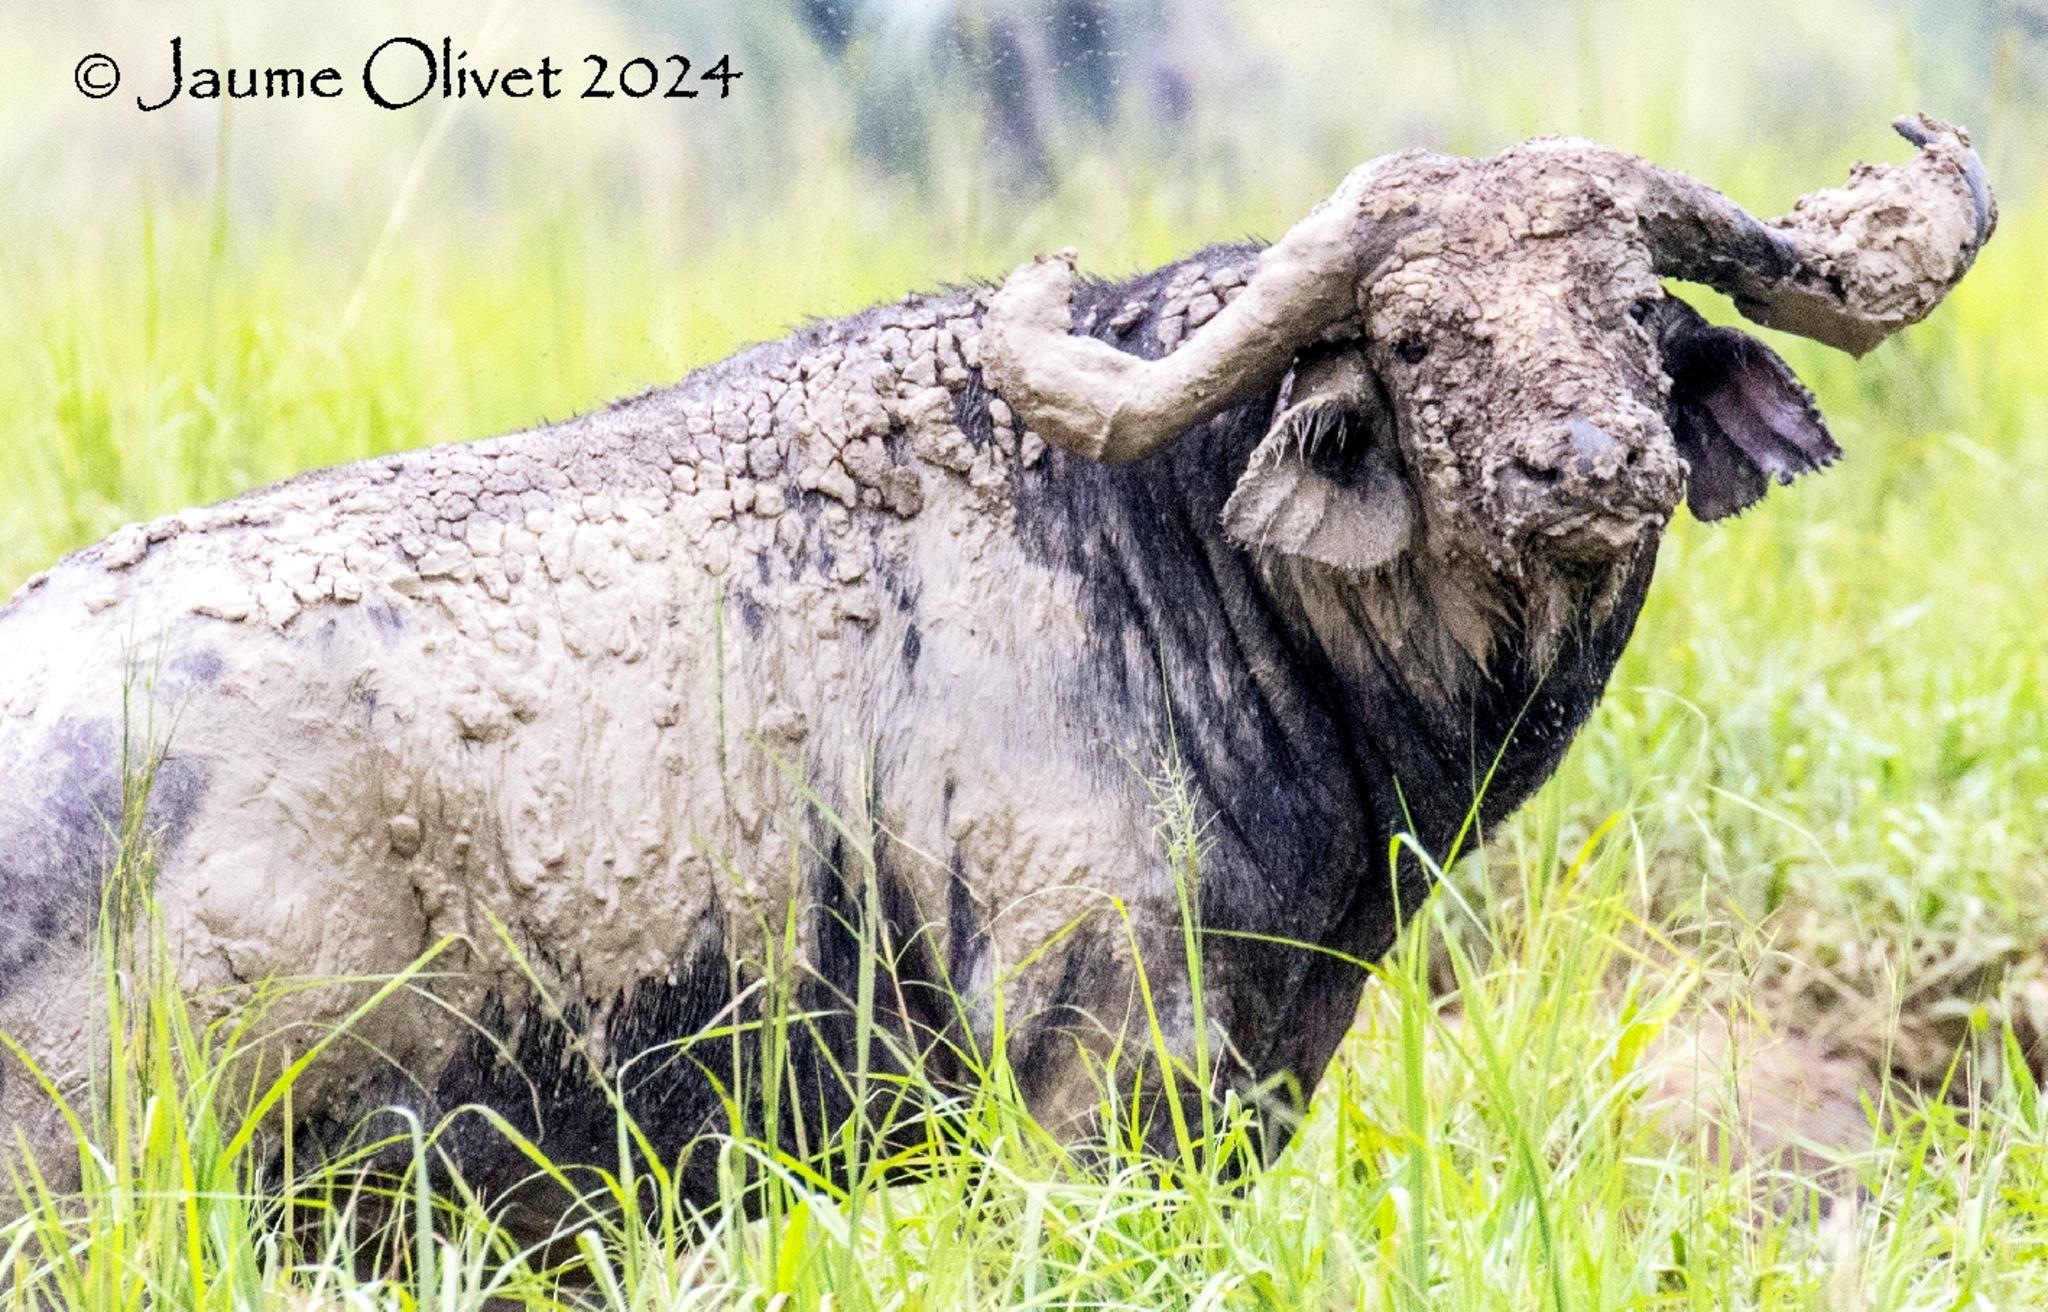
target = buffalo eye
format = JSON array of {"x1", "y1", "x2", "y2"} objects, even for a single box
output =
[
  {"x1": 1394, "y1": 336, "x2": 1430, "y2": 365},
  {"x1": 1629, "y1": 298, "x2": 1658, "y2": 323}
]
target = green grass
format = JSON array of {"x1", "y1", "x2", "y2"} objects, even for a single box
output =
[
  {"x1": 8, "y1": 732, "x2": 2048, "y2": 1308},
  {"x1": 3, "y1": 0, "x2": 2046, "y2": 1304}
]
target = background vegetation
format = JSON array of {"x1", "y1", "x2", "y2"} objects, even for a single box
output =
[{"x1": 0, "y1": 0, "x2": 2043, "y2": 1305}]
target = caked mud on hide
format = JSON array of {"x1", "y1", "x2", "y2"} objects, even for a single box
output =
[{"x1": 0, "y1": 117, "x2": 1993, "y2": 1221}]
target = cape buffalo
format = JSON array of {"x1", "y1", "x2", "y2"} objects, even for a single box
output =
[{"x1": 0, "y1": 117, "x2": 1993, "y2": 1221}]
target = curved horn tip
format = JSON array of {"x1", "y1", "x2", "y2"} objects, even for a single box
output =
[
  {"x1": 1890, "y1": 112, "x2": 1974, "y2": 149},
  {"x1": 1889, "y1": 113, "x2": 1996, "y2": 247},
  {"x1": 1892, "y1": 114, "x2": 1936, "y2": 148}
]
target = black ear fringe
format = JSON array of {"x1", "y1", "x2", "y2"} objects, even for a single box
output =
[
  {"x1": 1654, "y1": 295, "x2": 1842, "y2": 523},
  {"x1": 1673, "y1": 406, "x2": 1769, "y2": 521}
]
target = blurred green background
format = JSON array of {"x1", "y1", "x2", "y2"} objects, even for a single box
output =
[{"x1": 0, "y1": 0, "x2": 2042, "y2": 1078}]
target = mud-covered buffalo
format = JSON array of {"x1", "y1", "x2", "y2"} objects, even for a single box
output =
[{"x1": 0, "y1": 117, "x2": 1994, "y2": 1226}]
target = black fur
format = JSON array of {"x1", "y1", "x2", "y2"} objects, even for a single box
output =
[
  {"x1": 1003, "y1": 247, "x2": 1666, "y2": 1156},
  {"x1": 0, "y1": 717, "x2": 209, "y2": 989},
  {"x1": 294, "y1": 917, "x2": 748, "y2": 1226}
]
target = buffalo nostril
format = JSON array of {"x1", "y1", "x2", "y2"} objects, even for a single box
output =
[
  {"x1": 1567, "y1": 418, "x2": 1622, "y2": 474},
  {"x1": 1512, "y1": 458, "x2": 1562, "y2": 487}
]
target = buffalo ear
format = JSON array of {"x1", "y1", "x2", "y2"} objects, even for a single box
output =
[
  {"x1": 1656, "y1": 295, "x2": 1842, "y2": 521},
  {"x1": 1223, "y1": 344, "x2": 1415, "y2": 571}
]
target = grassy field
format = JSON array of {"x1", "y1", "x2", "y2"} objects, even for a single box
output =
[{"x1": 2, "y1": 0, "x2": 2046, "y2": 1306}]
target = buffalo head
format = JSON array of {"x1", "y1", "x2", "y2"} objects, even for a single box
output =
[{"x1": 983, "y1": 116, "x2": 1993, "y2": 578}]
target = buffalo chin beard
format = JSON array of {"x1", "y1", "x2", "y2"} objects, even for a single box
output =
[{"x1": 1527, "y1": 503, "x2": 1668, "y2": 564}]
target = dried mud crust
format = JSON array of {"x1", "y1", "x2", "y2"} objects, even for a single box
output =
[
  {"x1": 984, "y1": 116, "x2": 1992, "y2": 472},
  {"x1": 0, "y1": 117, "x2": 1994, "y2": 1197},
  {"x1": 0, "y1": 270, "x2": 1261, "y2": 1141}
]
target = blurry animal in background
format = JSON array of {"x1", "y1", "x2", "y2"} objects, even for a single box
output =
[{"x1": 792, "y1": 0, "x2": 1246, "y2": 181}]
